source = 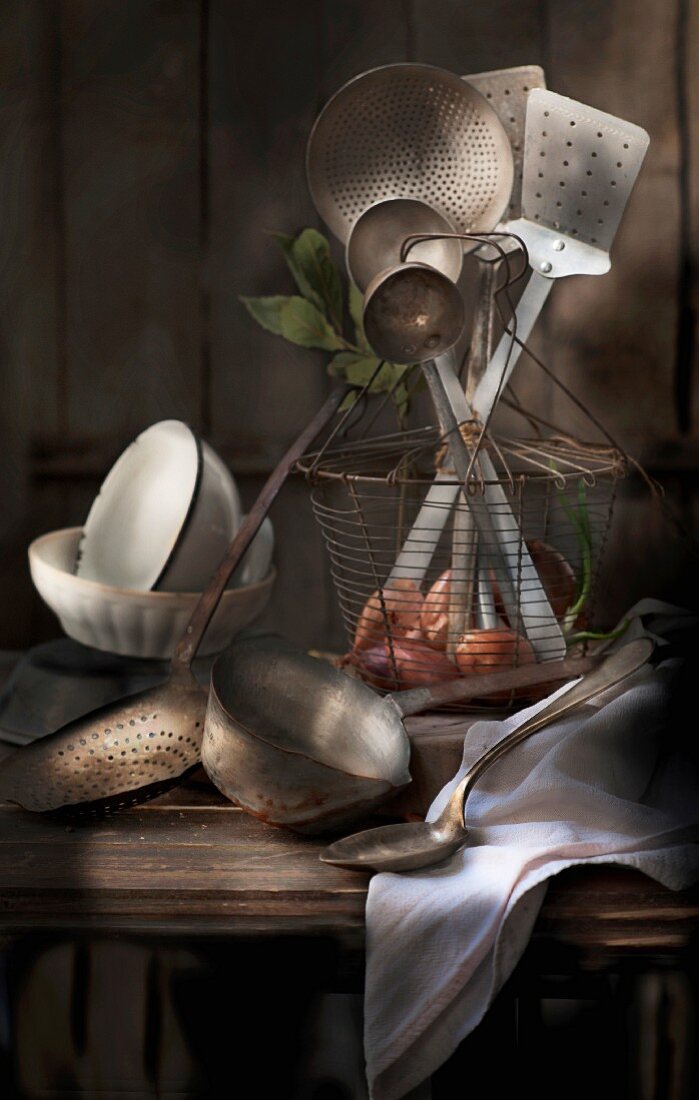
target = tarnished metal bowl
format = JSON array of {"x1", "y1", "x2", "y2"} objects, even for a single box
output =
[{"x1": 201, "y1": 636, "x2": 411, "y2": 834}]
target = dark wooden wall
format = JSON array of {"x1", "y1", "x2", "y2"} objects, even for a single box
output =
[{"x1": 1, "y1": 0, "x2": 697, "y2": 652}]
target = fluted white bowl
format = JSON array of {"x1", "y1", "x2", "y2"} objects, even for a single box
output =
[{"x1": 30, "y1": 528, "x2": 275, "y2": 660}]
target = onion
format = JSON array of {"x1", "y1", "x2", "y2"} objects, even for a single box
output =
[
  {"x1": 454, "y1": 627, "x2": 536, "y2": 702},
  {"x1": 352, "y1": 578, "x2": 422, "y2": 653},
  {"x1": 420, "y1": 569, "x2": 452, "y2": 650},
  {"x1": 393, "y1": 636, "x2": 461, "y2": 688},
  {"x1": 491, "y1": 539, "x2": 576, "y2": 623},
  {"x1": 529, "y1": 539, "x2": 576, "y2": 619},
  {"x1": 351, "y1": 643, "x2": 401, "y2": 690},
  {"x1": 353, "y1": 634, "x2": 459, "y2": 691}
]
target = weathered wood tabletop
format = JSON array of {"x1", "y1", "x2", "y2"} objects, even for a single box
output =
[{"x1": 0, "y1": 768, "x2": 697, "y2": 976}]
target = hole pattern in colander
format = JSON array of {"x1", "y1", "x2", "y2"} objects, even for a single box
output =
[{"x1": 316, "y1": 70, "x2": 509, "y2": 238}]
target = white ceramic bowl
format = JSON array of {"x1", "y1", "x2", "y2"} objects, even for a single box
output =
[
  {"x1": 31, "y1": 528, "x2": 275, "y2": 660},
  {"x1": 76, "y1": 420, "x2": 242, "y2": 592}
]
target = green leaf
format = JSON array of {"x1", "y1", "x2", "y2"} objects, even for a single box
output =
[
  {"x1": 328, "y1": 351, "x2": 390, "y2": 390},
  {"x1": 279, "y1": 296, "x2": 344, "y2": 351},
  {"x1": 272, "y1": 232, "x2": 324, "y2": 315},
  {"x1": 273, "y1": 228, "x2": 344, "y2": 330},
  {"x1": 339, "y1": 390, "x2": 362, "y2": 412},
  {"x1": 393, "y1": 378, "x2": 411, "y2": 427},
  {"x1": 349, "y1": 281, "x2": 371, "y2": 354},
  {"x1": 329, "y1": 354, "x2": 418, "y2": 424},
  {"x1": 239, "y1": 296, "x2": 292, "y2": 336},
  {"x1": 292, "y1": 229, "x2": 344, "y2": 329}
]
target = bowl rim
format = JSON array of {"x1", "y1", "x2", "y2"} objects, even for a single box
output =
[
  {"x1": 76, "y1": 419, "x2": 203, "y2": 592},
  {"x1": 30, "y1": 527, "x2": 276, "y2": 600}
]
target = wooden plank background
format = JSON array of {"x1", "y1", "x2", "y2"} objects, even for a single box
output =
[{"x1": 0, "y1": 0, "x2": 696, "y2": 651}]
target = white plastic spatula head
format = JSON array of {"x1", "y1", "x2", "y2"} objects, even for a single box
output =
[{"x1": 508, "y1": 88, "x2": 650, "y2": 278}]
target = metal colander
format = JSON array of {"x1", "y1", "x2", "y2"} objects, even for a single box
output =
[{"x1": 306, "y1": 63, "x2": 514, "y2": 243}]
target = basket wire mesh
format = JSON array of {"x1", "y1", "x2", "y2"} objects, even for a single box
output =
[{"x1": 300, "y1": 425, "x2": 623, "y2": 711}]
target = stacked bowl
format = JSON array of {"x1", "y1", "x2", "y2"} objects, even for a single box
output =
[{"x1": 30, "y1": 421, "x2": 275, "y2": 659}]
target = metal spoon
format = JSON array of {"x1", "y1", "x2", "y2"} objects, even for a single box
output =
[{"x1": 320, "y1": 638, "x2": 653, "y2": 872}]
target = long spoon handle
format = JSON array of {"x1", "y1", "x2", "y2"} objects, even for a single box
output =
[
  {"x1": 440, "y1": 638, "x2": 653, "y2": 830},
  {"x1": 392, "y1": 653, "x2": 599, "y2": 719},
  {"x1": 171, "y1": 387, "x2": 347, "y2": 670}
]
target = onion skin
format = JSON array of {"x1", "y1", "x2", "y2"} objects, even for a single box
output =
[
  {"x1": 455, "y1": 628, "x2": 536, "y2": 702},
  {"x1": 529, "y1": 539, "x2": 576, "y2": 619},
  {"x1": 420, "y1": 569, "x2": 453, "y2": 651},
  {"x1": 491, "y1": 539, "x2": 577, "y2": 623},
  {"x1": 353, "y1": 579, "x2": 422, "y2": 653},
  {"x1": 353, "y1": 635, "x2": 460, "y2": 691}
]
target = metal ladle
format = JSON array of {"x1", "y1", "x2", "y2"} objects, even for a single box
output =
[
  {"x1": 363, "y1": 261, "x2": 465, "y2": 365},
  {"x1": 347, "y1": 198, "x2": 463, "y2": 294},
  {"x1": 320, "y1": 638, "x2": 653, "y2": 872},
  {"x1": 203, "y1": 637, "x2": 601, "y2": 833},
  {"x1": 0, "y1": 388, "x2": 347, "y2": 814}
]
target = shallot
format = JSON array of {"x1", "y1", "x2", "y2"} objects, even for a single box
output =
[
  {"x1": 353, "y1": 634, "x2": 460, "y2": 691},
  {"x1": 420, "y1": 569, "x2": 452, "y2": 651},
  {"x1": 352, "y1": 578, "x2": 422, "y2": 653},
  {"x1": 491, "y1": 539, "x2": 576, "y2": 622},
  {"x1": 455, "y1": 627, "x2": 536, "y2": 702}
]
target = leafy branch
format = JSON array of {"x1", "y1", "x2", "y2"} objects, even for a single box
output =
[{"x1": 240, "y1": 228, "x2": 418, "y2": 424}]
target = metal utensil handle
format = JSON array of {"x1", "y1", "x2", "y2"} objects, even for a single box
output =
[
  {"x1": 387, "y1": 274, "x2": 553, "y2": 588},
  {"x1": 426, "y1": 358, "x2": 566, "y2": 660},
  {"x1": 465, "y1": 260, "x2": 497, "y2": 400},
  {"x1": 171, "y1": 387, "x2": 347, "y2": 670},
  {"x1": 452, "y1": 638, "x2": 654, "y2": 824},
  {"x1": 476, "y1": 559, "x2": 498, "y2": 629},
  {"x1": 391, "y1": 652, "x2": 599, "y2": 719},
  {"x1": 470, "y1": 270, "x2": 553, "y2": 423},
  {"x1": 389, "y1": 471, "x2": 460, "y2": 582}
]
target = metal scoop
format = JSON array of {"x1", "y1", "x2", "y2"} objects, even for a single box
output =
[
  {"x1": 202, "y1": 635, "x2": 601, "y2": 834},
  {"x1": 321, "y1": 638, "x2": 653, "y2": 872},
  {"x1": 363, "y1": 262, "x2": 465, "y2": 364},
  {"x1": 347, "y1": 198, "x2": 463, "y2": 294},
  {"x1": 0, "y1": 388, "x2": 347, "y2": 814}
]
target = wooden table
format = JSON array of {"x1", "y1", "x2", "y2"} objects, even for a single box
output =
[
  {"x1": 0, "y1": 770, "x2": 697, "y2": 967},
  {"x1": 1, "y1": 774, "x2": 697, "y2": 1098}
]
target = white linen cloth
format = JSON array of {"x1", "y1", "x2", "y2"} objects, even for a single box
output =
[{"x1": 365, "y1": 601, "x2": 699, "y2": 1099}]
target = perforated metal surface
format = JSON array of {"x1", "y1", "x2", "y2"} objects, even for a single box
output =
[
  {"x1": 509, "y1": 88, "x2": 650, "y2": 277},
  {"x1": 0, "y1": 679, "x2": 205, "y2": 813},
  {"x1": 463, "y1": 65, "x2": 546, "y2": 221},
  {"x1": 307, "y1": 64, "x2": 514, "y2": 244}
]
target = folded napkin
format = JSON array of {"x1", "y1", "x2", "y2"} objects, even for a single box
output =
[{"x1": 365, "y1": 601, "x2": 699, "y2": 1099}]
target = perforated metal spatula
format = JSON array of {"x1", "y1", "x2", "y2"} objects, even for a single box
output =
[
  {"x1": 0, "y1": 389, "x2": 346, "y2": 814},
  {"x1": 462, "y1": 65, "x2": 546, "y2": 395},
  {"x1": 471, "y1": 88, "x2": 650, "y2": 422}
]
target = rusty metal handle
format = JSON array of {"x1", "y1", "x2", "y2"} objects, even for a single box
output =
[
  {"x1": 171, "y1": 387, "x2": 347, "y2": 670},
  {"x1": 391, "y1": 652, "x2": 600, "y2": 719}
]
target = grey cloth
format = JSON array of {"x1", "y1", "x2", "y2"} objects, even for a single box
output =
[{"x1": 0, "y1": 638, "x2": 213, "y2": 745}]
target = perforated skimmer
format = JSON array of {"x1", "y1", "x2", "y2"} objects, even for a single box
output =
[{"x1": 306, "y1": 63, "x2": 514, "y2": 245}]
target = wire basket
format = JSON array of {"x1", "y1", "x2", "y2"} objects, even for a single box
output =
[{"x1": 299, "y1": 424, "x2": 626, "y2": 711}]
